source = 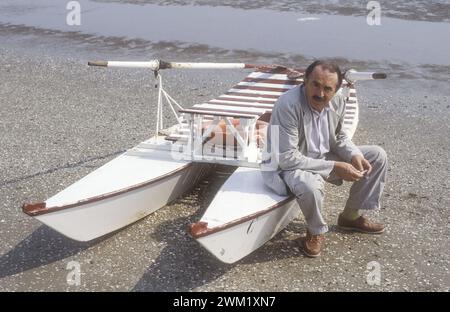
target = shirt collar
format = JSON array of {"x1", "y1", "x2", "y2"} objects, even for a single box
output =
[{"x1": 307, "y1": 101, "x2": 330, "y2": 116}]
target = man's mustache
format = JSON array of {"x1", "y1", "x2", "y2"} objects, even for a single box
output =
[{"x1": 313, "y1": 96, "x2": 325, "y2": 102}]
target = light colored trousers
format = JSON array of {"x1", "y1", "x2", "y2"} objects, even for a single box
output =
[{"x1": 280, "y1": 145, "x2": 388, "y2": 235}]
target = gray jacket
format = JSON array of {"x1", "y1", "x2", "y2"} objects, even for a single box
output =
[{"x1": 261, "y1": 84, "x2": 362, "y2": 195}]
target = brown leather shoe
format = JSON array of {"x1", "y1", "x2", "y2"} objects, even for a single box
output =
[
  {"x1": 337, "y1": 214, "x2": 385, "y2": 234},
  {"x1": 301, "y1": 231, "x2": 325, "y2": 258}
]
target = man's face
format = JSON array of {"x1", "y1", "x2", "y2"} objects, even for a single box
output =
[{"x1": 304, "y1": 65, "x2": 339, "y2": 112}]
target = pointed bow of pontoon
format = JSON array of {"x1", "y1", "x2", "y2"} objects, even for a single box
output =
[
  {"x1": 23, "y1": 147, "x2": 211, "y2": 241},
  {"x1": 190, "y1": 167, "x2": 299, "y2": 264}
]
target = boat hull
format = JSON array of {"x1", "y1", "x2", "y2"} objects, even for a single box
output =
[
  {"x1": 194, "y1": 198, "x2": 299, "y2": 263},
  {"x1": 39, "y1": 163, "x2": 208, "y2": 241},
  {"x1": 24, "y1": 145, "x2": 212, "y2": 241},
  {"x1": 190, "y1": 167, "x2": 300, "y2": 263}
]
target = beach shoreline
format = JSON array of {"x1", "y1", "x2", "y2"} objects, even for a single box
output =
[{"x1": 1, "y1": 26, "x2": 449, "y2": 291}]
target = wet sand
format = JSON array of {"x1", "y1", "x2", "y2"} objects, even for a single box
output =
[{"x1": 1, "y1": 14, "x2": 450, "y2": 291}]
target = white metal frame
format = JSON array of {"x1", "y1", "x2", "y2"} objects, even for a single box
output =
[
  {"x1": 88, "y1": 59, "x2": 385, "y2": 167},
  {"x1": 181, "y1": 110, "x2": 261, "y2": 167},
  {"x1": 154, "y1": 72, "x2": 184, "y2": 136}
]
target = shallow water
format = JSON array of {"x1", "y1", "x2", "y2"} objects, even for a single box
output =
[
  {"x1": 1, "y1": 0, "x2": 449, "y2": 79},
  {"x1": 93, "y1": 0, "x2": 450, "y2": 23}
]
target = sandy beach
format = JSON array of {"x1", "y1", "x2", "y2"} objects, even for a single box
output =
[{"x1": 1, "y1": 1, "x2": 450, "y2": 292}]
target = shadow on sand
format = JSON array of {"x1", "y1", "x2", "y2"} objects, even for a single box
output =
[
  {"x1": 132, "y1": 166, "x2": 309, "y2": 292},
  {"x1": 132, "y1": 214, "x2": 309, "y2": 291},
  {"x1": 0, "y1": 225, "x2": 104, "y2": 279},
  {"x1": 132, "y1": 167, "x2": 233, "y2": 291}
]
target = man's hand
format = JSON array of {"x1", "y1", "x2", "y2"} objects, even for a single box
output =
[
  {"x1": 333, "y1": 161, "x2": 364, "y2": 182},
  {"x1": 351, "y1": 154, "x2": 372, "y2": 175}
]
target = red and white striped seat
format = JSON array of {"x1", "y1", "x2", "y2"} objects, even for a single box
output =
[
  {"x1": 184, "y1": 67, "x2": 359, "y2": 138},
  {"x1": 191, "y1": 69, "x2": 304, "y2": 118}
]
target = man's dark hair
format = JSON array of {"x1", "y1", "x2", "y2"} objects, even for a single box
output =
[{"x1": 304, "y1": 60, "x2": 343, "y2": 90}]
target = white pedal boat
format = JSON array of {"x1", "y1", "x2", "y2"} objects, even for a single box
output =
[
  {"x1": 23, "y1": 60, "x2": 385, "y2": 263},
  {"x1": 23, "y1": 144, "x2": 211, "y2": 241}
]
